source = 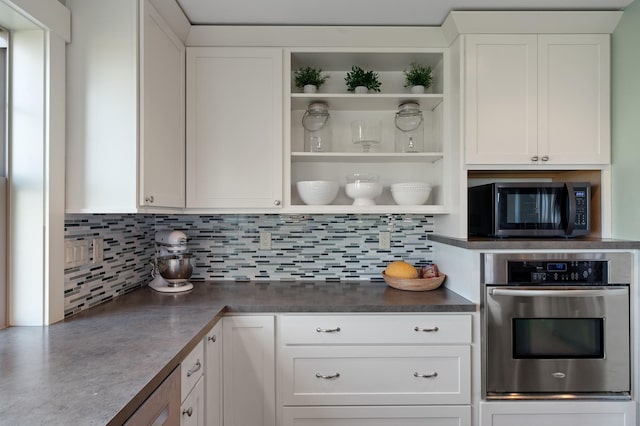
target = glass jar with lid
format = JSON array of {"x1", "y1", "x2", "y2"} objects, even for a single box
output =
[
  {"x1": 302, "y1": 101, "x2": 332, "y2": 152},
  {"x1": 394, "y1": 101, "x2": 424, "y2": 153}
]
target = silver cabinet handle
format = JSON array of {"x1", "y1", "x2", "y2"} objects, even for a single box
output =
[
  {"x1": 490, "y1": 288, "x2": 628, "y2": 298},
  {"x1": 541, "y1": 155, "x2": 549, "y2": 161},
  {"x1": 182, "y1": 407, "x2": 193, "y2": 417},
  {"x1": 186, "y1": 359, "x2": 201, "y2": 377},
  {"x1": 145, "y1": 195, "x2": 154, "y2": 204},
  {"x1": 316, "y1": 327, "x2": 341, "y2": 333},
  {"x1": 531, "y1": 156, "x2": 539, "y2": 162},
  {"x1": 274, "y1": 200, "x2": 281, "y2": 206},
  {"x1": 208, "y1": 335, "x2": 217, "y2": 343},
  {"x1": 414, "y1": 371, "x2": 438, "y2": 378},
  {"x1": 316, "y1": 372, "x2": 340, "y2": 379},
  {"x1": 414, "y1": 326, "x2": 439, "y2": 332}
]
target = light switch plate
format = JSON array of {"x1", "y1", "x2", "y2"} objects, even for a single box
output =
[
  {"x1": 259, "y1": 232, "x2": 272, "y2": 250},
  {"x1": 379, "y1": 232, "x2": 391, "y2": 249},
  {"x1": 65, "y1": 240, "x2": 90, "y2": 268}
]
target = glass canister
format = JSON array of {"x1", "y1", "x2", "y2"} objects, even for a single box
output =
[
  {"x1": 302, "y1": 101, "x2": 332, "y2": 152},
  {"x1": 394, "y1": 101, "x2": 424, "y2": 153}
]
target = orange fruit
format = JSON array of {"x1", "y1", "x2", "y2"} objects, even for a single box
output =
[{"x1": 385, "y1": 261, "x2": 419, "y2": 279}]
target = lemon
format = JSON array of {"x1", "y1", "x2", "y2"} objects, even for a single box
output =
[{"x1": 385, "y1": 260, "x2": 418, "y2": 279}]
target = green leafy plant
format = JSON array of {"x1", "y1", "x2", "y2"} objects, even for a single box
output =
[
  {"x1": 403, "y1": 62, "x2": 432, "y2": 88},
  {"x1": 344, "y1": 66, "x2": 382, "y2": 92},
  {"x1": 293, "y1": 66, "x2": 329, "y2": 89}
]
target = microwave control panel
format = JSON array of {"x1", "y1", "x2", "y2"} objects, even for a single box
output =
[
  {"x1": 574, "y1": 188, "x2": 589, "y2": 229},
  {"x1": 507, "y1": 260, "x2": 607, "y2": 284}
]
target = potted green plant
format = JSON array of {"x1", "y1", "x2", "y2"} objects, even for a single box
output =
[
  {"x1": 345, "y1": 65, "x2": 381, "y2": 93},
  {"x1": 403, "y1": 62, "x2": 432, "y2": 94},
  {"x1": 293, "y1": 66, "x2": 329, "y2": 93}
]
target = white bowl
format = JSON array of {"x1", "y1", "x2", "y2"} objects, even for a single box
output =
[
  {"x1": 391, "y1": 182, "x2": 432, "y2": 205},
  {"x1": 345, "y1": 182, "x2": 383, "y2": 206},
  {"x1": 296, "y1": 180, "x2": 339, "y2": 205}
]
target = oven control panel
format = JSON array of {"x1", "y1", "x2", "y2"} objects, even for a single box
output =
[{"x1": 507, "y1": 260, "x2": 608, "y2": 284}]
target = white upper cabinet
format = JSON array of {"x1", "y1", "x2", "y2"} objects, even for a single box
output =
[
  {"x1": 66, "y1": 0, "x2": 186, "y2": 212},
  {"x1": 464, "y1": 34, "x2": 610, "y2": 166},
  {"x1": 537, "y1": 35, "x2": 610, "y2": 165},
  {"x1": 140, "y1": 0, "x2": 186, "y2": 208},
  {"x1": 186, "y1": 47, "x2": 283, "y2": 210},
  {"x1": 286, "y1": 49, "x2": 449, "y2": 214}
]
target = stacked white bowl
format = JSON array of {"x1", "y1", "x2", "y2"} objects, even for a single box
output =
[
  {"x1": 296, "y1": 180, "x2": 339, "y2": 205},
  {"x1": 390, "y1": 182, "x2": 432, "y2": 205}
]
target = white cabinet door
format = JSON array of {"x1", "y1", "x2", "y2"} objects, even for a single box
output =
[
  {"x1": 280, "y1": 345, "x2": 470, "y2": 406},
  {"x1": 66, "y1": 0, "x2": 186, "y2": 212},
  {"x1": 538, "y1": 34, "x2": 610, "y2": 165},
  {"x1": 186, "y1": 48, "x2": 283, "y2": 209},
  {"x1": 181, "y1": 376, "x2": 205, "y2": 426},
  {"x1": 140, "y1": 0, "x2": 185, "y2": 208},
  {"x1": 480, "y1": 401, "x2": 636, "y2": 426},
  {"x1": 283, "y1": 406, "x2": 471, "y2": 426},
  {"x1": 205, "y1": 321, "x2": 222, "y2": 426},
  {"x1": 223, "y1": 315, "x2": 275, "y2": 426},
  {"x1": 464, "y1": 34, "x2": 610, "y2": 166},
  {"x1": 465, "y1": 35, "x2": 538, "y2": 165}
]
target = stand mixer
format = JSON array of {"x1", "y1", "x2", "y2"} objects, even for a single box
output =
[{"x1": 149, "y1": 229, "x2": 194, "y2": 293}]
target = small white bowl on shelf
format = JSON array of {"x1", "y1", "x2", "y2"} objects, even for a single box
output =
[
  {"x1": 390, "y1": 182, "x2": 432, "y2": 205},
  {"x1": 345, "y1": 173, "x2": 383, "y2": 206},
  {"x1": 296, "y1": 180, "x2": 339, "y2": 205}
]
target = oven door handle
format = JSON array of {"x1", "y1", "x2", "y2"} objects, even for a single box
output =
[{"x1": 489, "y1": 288, "x2": 627, "y2": 297}]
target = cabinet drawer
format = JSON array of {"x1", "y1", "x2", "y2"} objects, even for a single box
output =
[
  {"x1": 280, "y1": 345, "x2": 470, "y2": 406},
  {"x1": 283, "y1": 405, "x2": 471, "y2": 426},
  {"x1": 279, "y1": 314, "x2": 471, "y2": 345},
  {"x1": 181, "y1": 340, "x2": 204, "y2": 402}
]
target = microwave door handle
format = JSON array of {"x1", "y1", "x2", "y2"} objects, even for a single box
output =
[
  {"x1": 490, "y1": 288, "x2": 628, "y2": 297},
  {"x1": 565, "y1": 182, "x2": 576, "y2": 236}
]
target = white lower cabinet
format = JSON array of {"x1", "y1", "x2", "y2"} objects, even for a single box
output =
[
  {"x1": 223, "y1": 315, "x2": 276, "y2": 426},
  {"x1": 181, "y1": 377, "x2": 205, "y2": 426},
  {"x1": 277, "y1": 314, "x2": 472, "y2": 426},
  {"x1": 181, "y1": 340, "x2": 205, "y2": 426},
  {"x1": 283, "y1": 406, "x2": 471, "y2": 426},
  {"x1": 480, "y1": 401, "x2": 637, "y2": 426},
  {"x1": 205, "y1": 321, "x2": 222, "y2": 426}
]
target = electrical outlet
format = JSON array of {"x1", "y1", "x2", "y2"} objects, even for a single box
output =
[
  {"x1": 259, "y1": 232, "x2": 272, "y2": 250},
  {"x1": 93, "y1": 238, "x2": 104, "y2": 263},
  {"x1": 379, "y1": 231, "x2": 391, "y2": 249}
]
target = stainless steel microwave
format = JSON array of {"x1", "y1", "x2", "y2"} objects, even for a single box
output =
[{"x1": 468, "y1": 182, "x2": 590, "y2": 237}]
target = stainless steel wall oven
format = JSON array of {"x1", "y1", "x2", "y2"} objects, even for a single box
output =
[{"x1": 482, "y1": 252, "x2": 631, "y2": 400}]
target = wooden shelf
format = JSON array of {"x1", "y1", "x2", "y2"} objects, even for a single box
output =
[
  {"x1": 290, "y1": 93, "x2": 444, "y2": 111},
  {"x1": 291, "y1": 152, "x2": 444, "y2": 163},
  {"x1": 284, "y1": 204, "x2": 449, "y2": 215}
]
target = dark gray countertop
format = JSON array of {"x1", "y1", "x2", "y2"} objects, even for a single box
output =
[
  {"x1": 428, "y1": 234, "x2": 640, "y2": 250},
  {"x1": 0, "y1": 281, "x2": 474, "y2": 426}
]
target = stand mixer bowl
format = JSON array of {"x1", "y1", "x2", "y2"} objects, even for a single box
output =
[{"x1": 157, "y1": 253, "x2": 194, "y2": 284}]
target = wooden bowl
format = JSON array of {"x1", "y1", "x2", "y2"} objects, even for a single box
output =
[{"x1": 381, "y1": 271, "x2": 446, "y2": 292}]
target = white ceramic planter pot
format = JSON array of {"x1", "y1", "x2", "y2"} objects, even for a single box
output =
[
  {"x1": 303, "y1": 84, "x2": 317, "y2": 93},
  {"x1": 411, "y1": 85, "x2": 425, "y2": 94},
  {"x1": 354, "y1": 86, "x2": 368, "y2": 94}
]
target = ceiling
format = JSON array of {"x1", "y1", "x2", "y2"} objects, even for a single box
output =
[{"x1": 175, "y1": 0, "x2": 633, "y2": 26}]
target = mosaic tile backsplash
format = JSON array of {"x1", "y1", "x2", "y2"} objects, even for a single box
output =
[{"x1": 64, "y1": 214, "x2": 434, "y2": 317}]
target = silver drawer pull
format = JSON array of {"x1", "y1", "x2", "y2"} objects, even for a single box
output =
[
  {"x1": 414, "y1": 371, "x2": 438, "y2": 378},
  {"x1": 414, "y1": 326, "x2": 439, "y2": 332},
  {"x1": 182, "y1": 407, "x2": 193, "y2": 417},
  {"x1": 186, "y1": 359, "x2": 201, "y2": 377},
  {"x1": 316, "y1": 372, "x2": 340, "y2": 379},
  {"x1": 316, "y1": 327, "x2": 341, "y2": 333}
]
